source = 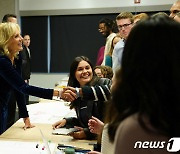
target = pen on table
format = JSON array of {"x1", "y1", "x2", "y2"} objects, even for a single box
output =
[{"x1": 36, "y1": 143, "x2": 39, "y2": 148}]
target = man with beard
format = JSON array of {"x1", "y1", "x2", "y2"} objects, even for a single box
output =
[{"x1": 98, "y1": 18, "x2": 116, "y2": 66}]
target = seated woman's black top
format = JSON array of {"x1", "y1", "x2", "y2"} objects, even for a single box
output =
[{"x1": 65, "y1": 78, "x2": 111, "y2": 139}]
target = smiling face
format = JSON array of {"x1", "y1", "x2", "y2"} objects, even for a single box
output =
[
  {"x1": 98, "y1": 23, "x2": 111, "y2": 38},
  {"x1": 75, "y1": 60, "x2": 93, "y2": 86},
  {"x1": 7, "y1": 29, "x2": 23, "y2": 56}
]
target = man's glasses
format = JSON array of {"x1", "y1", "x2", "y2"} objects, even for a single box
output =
[
  {"x1": 118, "y1": 23, "x2": 132, "y2": 30},
  {"x1": 98, "y1": 27, "x2": 105, "y2": 32}
]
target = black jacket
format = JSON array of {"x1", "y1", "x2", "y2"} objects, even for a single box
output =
[
  {"x1": 65, "y1": 78, "x2": 111, "y2": 139},
  {"x1": 0, "y1": 55, "x2": 53, "y2": 118},
  {"x1": 19, "y1": 46, "x2": 31, "y2": 80}
]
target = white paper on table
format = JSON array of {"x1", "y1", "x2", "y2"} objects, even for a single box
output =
[
  {"x1": 0, "y1": 140, "x2": 56, "y2": 154},
  {"x1": 18, "y1": 102, "x2": 76, "y2": 124}
]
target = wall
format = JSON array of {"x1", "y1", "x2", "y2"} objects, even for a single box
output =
[
  {"x1": 0, "y1": 0, "x2": 19, "y2": 22},
  {"x1": 0, "y1": 0, "x2": 176, "y2": 101},
  {"x1": 19, "y1": 0, "x2": 176, "y2": 16},
  {"x1": 19, "y1": 0, "x2": 176, "y2": 101},
  {"x1": 29, "y1": 73, "x2": 68, "y2": 101}
]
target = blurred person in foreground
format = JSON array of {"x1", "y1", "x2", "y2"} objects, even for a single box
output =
[{"x1": 106, "y1": 15, "x2": 180, "y2": 154}]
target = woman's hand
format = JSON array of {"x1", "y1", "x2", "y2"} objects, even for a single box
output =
[
  {"x1": 61, "y1": 88, "x2": 77, "y2": 102},
  {"x1": 88, "y1": 151, "x2": 102, "y2": 154},
  {"x1": 52, "y1": 119, "x2": 66, "y2": 129},
  {"x1": 68, "y1": 126, "x2": 86, "y2": 139},
  {"x1": 63, "y1": 87, "x2": 76, "y2": 93},
  {"x1": 88, "y1": 116, "x2": 104, "y2": 135},
  {"x1": 23, "y1": 117, "x2": 35, "y2": 130},
  {"x1": 63, "y1": 87, "x2": 82, "y2": 98}
]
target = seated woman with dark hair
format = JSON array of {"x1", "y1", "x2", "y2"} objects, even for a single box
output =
[{"x1": 52, "y1": 56, "x2": 111, "y2": 140}]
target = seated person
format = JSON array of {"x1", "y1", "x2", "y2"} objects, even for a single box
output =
[
  {"x1": 94, "y1": 65, "x2": 113, "y2": 79},
  {"x1": 52, "y1": 56, "x2": 111, "y2": 140}
]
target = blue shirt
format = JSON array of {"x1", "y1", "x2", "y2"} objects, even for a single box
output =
[{"x1": 112, "y1": 39, "x2": 125, "y2": 73}]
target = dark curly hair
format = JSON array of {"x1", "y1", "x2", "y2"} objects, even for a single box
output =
[{"x1": 99, "y1": 18, "x2": 117, "y2": 33}]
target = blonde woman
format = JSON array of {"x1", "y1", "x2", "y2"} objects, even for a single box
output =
[{"x1": 0, "y1": 22, "x2": 60, "y2": 134}]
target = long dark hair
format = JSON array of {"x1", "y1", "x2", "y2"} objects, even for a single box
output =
[
  {"x1": 68, "y1": 56, "x2": 95, "y2": 87},
  {"x1": 68, "y1": 56, "x2": 99, "y2": 109},
  {"x1": 107, "y1": 15, "x2": 180, "y2": 141}
]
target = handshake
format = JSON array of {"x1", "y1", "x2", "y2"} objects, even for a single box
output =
[{"x1": 55, "y1": 87, "x2": 82, "y2": 102}]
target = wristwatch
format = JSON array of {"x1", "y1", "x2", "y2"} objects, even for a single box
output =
[{"x1": 75, "y1": 87, "x2": 80, "y2": 98}]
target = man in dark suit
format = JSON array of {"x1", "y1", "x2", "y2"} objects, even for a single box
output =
[{"x1": 19, "y1": 34, "x2": 31, "y2": 105}]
